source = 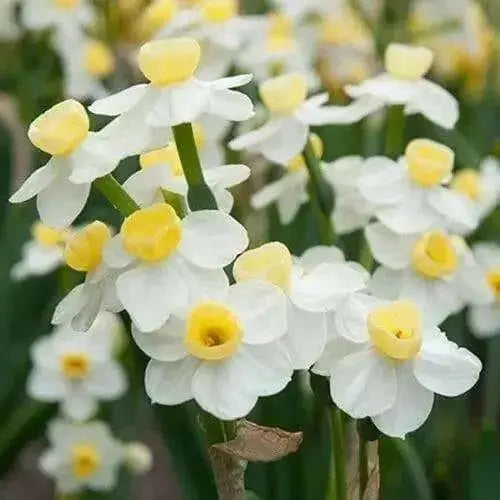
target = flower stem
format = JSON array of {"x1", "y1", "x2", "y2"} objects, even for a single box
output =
[
  {"x1": 331, "y1": 407, "x2": 347, "y2": 500},
  {"x1": 385, "y1": 105, "x2": 405, "y2": 158},
  {"x1": 173, "y1": 122, "x2": 218, "y2": 211},
  {"x1": 483, "y1": 336, "x2": 500, "y2": 427},
  {"x1": 94, "y1": 174, "x2": 139, "y2": 216},
  {"x1": 302, "y1": 138, "x2": 335, "y2": 245}
]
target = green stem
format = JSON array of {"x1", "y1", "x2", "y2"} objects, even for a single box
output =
[
  {"x1": 94, "y1": 174, "x2": 139, "y2": 216},
  {"x1": 173, "y1": 123, "x2": 217, "y2": 211},
  {"x1": 385, "y1": 105, "x2": 405, "y2": 158},
  {"x1": 483, "y1": 336, "x2": 500, "y2": 427},
  {"x1": 199, "y1": 410, "x2": 237, "y2": 445},
  {"x1": 331, "y1": 408, "x2": 347, "y2": 500},
  {"x1": 302, "y1": 139, "x2": 335, "y2": 245},
  {"x1": 359, "y1": 240, "x2": 374, "y2": 273}
]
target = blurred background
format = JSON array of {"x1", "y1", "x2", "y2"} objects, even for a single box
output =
[{"x1": 0, "y1": 0, "x2": 500, "y2": 498}]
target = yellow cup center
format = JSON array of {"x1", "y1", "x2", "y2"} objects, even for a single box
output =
[
  {"x1": 266, "y1": 13, "x2": 294, "y2": 53},
  {"x1": 411, "y1": 231, "x2": 458, "y2": 279},
  {"x1": 320, "y1": 9, "x2": 369, "y2": 46},
  {"x1": 60, "y1": 352, "x2": 91, "y2": 379},
  {"x1": 259, "y1": 73, "x2": 308, "y2": 114},
  {"x1": 138, "y1": 38, "x2": 200, "y2": 87},
  {"x1": 385, "y1": 43, "x2": 434, "y2": 80},
  {"x1": 406, "y1": 138, "x2": 454, "y2": 187},
  {"x1": 288, "y1": 133, "x2": 323, "y2": 172},
  {"x1": 201, "y1": 0, "x2": 237, "y2": 23},
  {"x1": 84, "y1": 40, "x2": 115, "y2": 78},
  {"x1": 71, "y1": 444, "x2": 101, "y2": 479},
  {"x1": 233, "y1": 241, "x2": 292, "y2": 291},
  {"x1": 368, "y1": 300, "x2": 422, "y2": 360},
  {"x1": 121, "y1": 203, "x2": 182, "y2": 262},
  {"x1": 28, "y1": 100, "x2": 89, "y2": 156},
  {"x1": 32, "y1": 222, "x2": 69, "y2": 248},
  {"x1": 487, "y1": 269, "x2": 500, "y2": 301},
  {"x1": 64, "y1": 221, "x2": 112, "y2": 273},
  {"x1": 451, "y1": 169, "x2": 481, "y2": 201},
  {"x1": 185, "y1": 302, "x2": 242, "y2": 360},
  {"x1": 138, "y1": 0, "x2": 178, "y2": 36},
  {"x1": 140, "y1": 144, "x2": 184, "y2": 177},
  {"x1": 53, "y1": 0, "x2": 80, "y2": 9}
]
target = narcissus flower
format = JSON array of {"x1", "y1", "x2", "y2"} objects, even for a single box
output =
[
  {"x1": 9, "y1": 100, "x2": 120, "y2": 228},
  {"x1": 232, "y1": 242, "x2": 367, "y2": 369},
  {"x1": 357, "y1": 139, "x2": 478, "y2": 234},
  {"x1": 468, "y1": 243, "x2": 500, "y2": 338},
  {"x1": 52, "y1": 221, "x2": 124, "y2": 331},
  {"x1": 103, "y1": 203, "x2": 248, "y2": 332},
  {"x1": 39, "y1": 419, "x2": 124, "y2": 493},
  {"x1": 134, "y1": 278, "x2": 293, "y2": 419},
  {"x1": 366, "y1": 223, "x2": 493, "y2": 324},
  {"x1": 28, "y1": 314, "x2": 127, "y2": 421},
  {"x1": 90, "y1": 37, "x2": 254, "y2": 158},
  {"x1": 314, "y1": 298, "x2": 481, "y2": 438},
  {"x1": 343, "y1": 43, "x2": 459, "y2": 129},
  {"x1": 11, "y1": 221, "x2": 72, "y2": 281}
]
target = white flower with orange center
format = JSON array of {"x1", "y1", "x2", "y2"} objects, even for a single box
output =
[
  {"x1": 11, "y1": 221, "x2": 72, "y2": 281},
  {"x1": 366, "y1": 223, "x2": 494, "y2": 325},
  {"x1": 39, "y1": 419, "x2": 124, "y2": 494},
  {"x1": 123, "y1": 141, "x2": 250, "y2": 213},
  {"x1": 313, "y1": 299, "x2": 481, "y2": 438},
  {"x1": 467, "y1": 243, "x2": 500, "y2": 338},
  {"x1": 357, "y1": 138, "x2": 478, "y2": 234},
  {"x1": 341, "y1": 43, "x2": 459, "y2": 129},
  {"x1": 89, "y1": 37, "x2": 254, "y2": 158},
  {"x1": 133, "y1": 276, "x2": 292, "y2": 419},
  {"x1": 9, "y1": 100, "x2": 121, "y2": 228},
  {"x1": 52, "y1": 221, "x2": 125, "y2": 331},
  {"x1": 231, "y1": 242, "x2": 368, "y2": 369},
  {"x1": 102, "y1": 203, "x2": 248, "y2": 332},
  {"x1": 28, "y1": 314, "x2": 127, "y2": 421}
]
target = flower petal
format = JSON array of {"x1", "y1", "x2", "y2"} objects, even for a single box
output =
[
  {"x1": 89, "y1": 84, "x2": 149, "y2": 116},
  {"x1": 206, "y1": 89, "x2": 254, "y2": 121},
  {"x1": 468, "y1": 305, "x2": 500, "y2": 338},
  {"x1": 85, "y1": 362, "x2": 127, "y2": 399},
  {"x1": 9, "y1": 161, "x2": 56, "y2": 203}
]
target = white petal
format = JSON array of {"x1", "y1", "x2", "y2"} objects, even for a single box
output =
[
  {"x1": 37, "y1": 176, "x2": 90, "y2": 228},
  {"x1": 211, "y1": 74, "x2": 253, "y2": 89},
  {"x1": 225, "y1": 281, "x2": 287, "y2": 344},
  {"x1": 365, "y1": 223, "x2": 415, "y2": 269},
  {"x1": 276, "y1": 188, "x2": 305, "y2": 224},
  {"x1": 85, "y1": 362, "x2": 127, "y2": 399},
  {"x1": 206, "y1": 89, "x2": 254, "y2": 121},
  {"x1": 179, "y1": 210, "x2": 248, "y2": 268},
  {"x1": 368, "y1": 267, "x2": 404, "y2": 300},
  {"x1": 372, "y1": 363, "x2": 434, "y2": 438},
  {"x1": 89, "y1": 84, "x2": 149, "y2": 116},
  {"x1": 102, "y1": 235, "x2": 135, "y2": 269},
  {"x1": 468, "y1": 305, "x2": 500, "y2": 338},
  {"x1": 298, "y1": 245, "x2": 344, "y2": 270},
  {"x1": 27, "y1": 369, "x2": 66, "y2": 400},
  {"x1": 312, "y1": 335, "x2": 366, "y2": 376},
  {"x1": 346, "y1": 74, "x2": 417, "y2": 104},
  {"x1": 52, "y1": 284, "x2": 89, "y2": 325},
  {"x1": 333, "y1": 205, "x2": 370, "y2": 234},
  {"x1": 62, "y1": 390, "x2": 98, "y2": 421},
  {"x1": 122, "y1": 165, "x2": 169, "y2": 206},
  {"x1": 213, "y1": 187, "x2": 234, "y2": 213},
  {"x1": 473, "y1": 243, "x2": 500, "y2": 269},
  {"x1": 145, "y1": 357, "x2": 199, "y2": 405},
  {"x1": 251, "y1": 173, "x2": 304, "y2": 209},
  {"x1": 203, "y1": 164, "x2": 251, "y2": 189},
  {"x1": 330, "y1": 348, "x2": 397, "y2": 419},
  {"x1": 9, "y1": 161, "x2": 56, "y2": 203},
  {"x1": 116, "y1": 261, "x2": 189, "y2": 332},
  {"x1": 413, "y1": 331, "x2": 481, "y2": 396},
  {"x1": 229, "y1": 120, "x2": 281, "y2": 152}
]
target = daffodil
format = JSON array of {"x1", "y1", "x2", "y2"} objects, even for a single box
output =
[
  {"x1": 52, "y1": 222, "x2": 124, "y2": 331},
  {"x1": 313, "y1": 298, "x2": 481, "y2": 438},
  {"x1": 468, "y1": 243, "x2": 500, "y2": 338},
  {"x1": 123, "y1": 143, "x2": 250, "y2": 213},
  {"x1": 231, "y1": 242, "x2": 368, "y2": 369},
  {"x1": 28, "y1": 314, "x2": 127, "y2": 421},
  {"x1": 9, "y1": 100, "x2": 121, "y2": 228},
  {"x1": 366, "y1": 223, "x2": 493, "y2": 324},
  {"x1": 11, "y1": 222, "x2": 72, "y2": 281},
  {"x1": 357, "y1": 138, "x2": 478, "y2": 234},
  {"x1": 342, "y1": 42, "x2": 459, "y2": 129},
  {"x1": 102, "y1": 203, "x2": 248, "y2": 332},
  {"x1": 90, "y1": 37, "x2": 254, "y2": 158},
  {"x1": 39, "y1": 419, "x2": 124, "y2": 493},
  {"x1": 133, "y1": 276, "x2": 293, "y2": 419}
]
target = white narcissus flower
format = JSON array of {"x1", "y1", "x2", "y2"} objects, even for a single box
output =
[
  {"x1": 313, "y1": 299, "x2": 482, "y2": 438},
  {"x1": 468, "y1": 243, "x2": 500, "y2": 338},
  {"x1": 449, "y1": 157, "x2": 500, "y2": 230},
  {"x1": 342, "y1": 43, "x2": 459, "y2": 129},
  {"x1": 250, "y1": 133, "x2": 323, "y2": 224},
  {"x1": 357, "y1": 139, "x2": 478, "y2": 235},
  {"x1": 124, "y1": 143, "x2": 250, "y2": 213},
  {"x1": 28, "y1": 314, "x2": 127, "y2": 421},
  {"x1": 232, "y1": 242, "x2": 368, "y2": 369},
  {"x1": 9, "y1": 100, "x2": 121, "y2": 228},
  {"x1": 11, "y1": 222, "x2": 72, "y2": 281},
  {"x1": 52, "y1": 222, "x2": 124, "y2": 332},
  {"x1": 89, "y1": 37, "x2": 254, "y2": 158},
  {"x1": 39, "y1": 419, "x2": 124, "y2": 494},
  {"x1": 134, "y1": 278, "x2": 292, "y2": 419},
  {"x1": 103, "y1": 203, "x2": 248, "y2": 332},
  {"x1": 366, "y1": 222, "x2": 494, "y2": 325},
  {"x1": 229, "y1": 72, "x2": 372, "y2": 165}
]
